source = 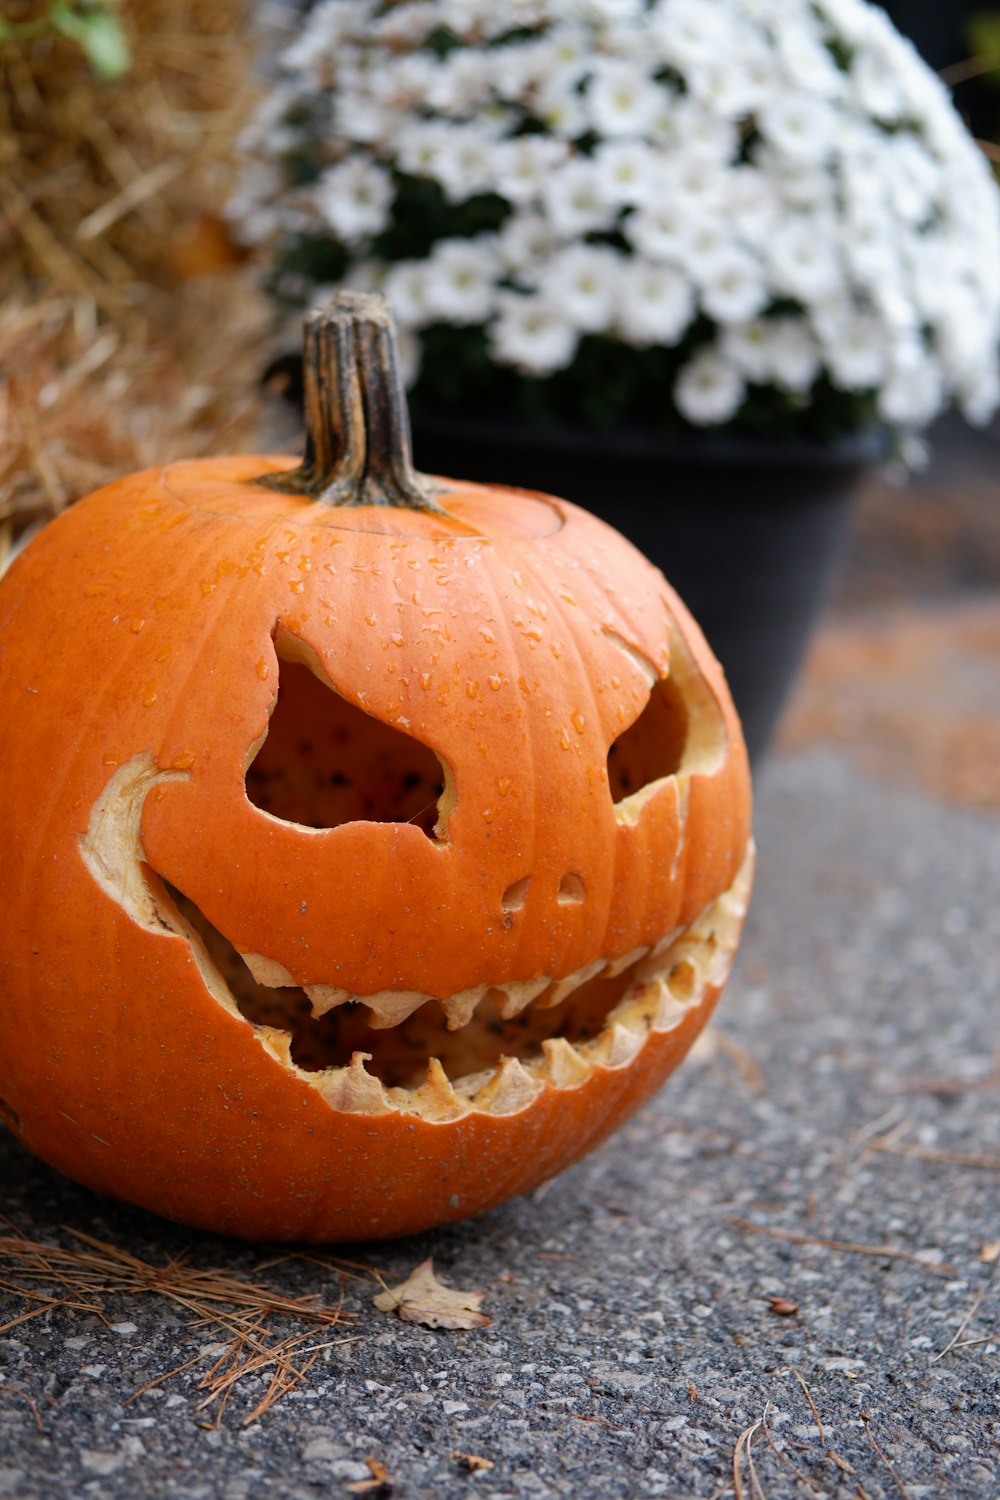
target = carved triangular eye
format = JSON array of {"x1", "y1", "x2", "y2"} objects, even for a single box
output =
[
  {"x1": 607, "y1": 674, "x2": 688, "y2": 803},
  {"x1": 246, "y1": 636, "x2": 449, "y2": 838},
  {"x1": 605, "y1": 628, "x2": 725, "y2": 816}
]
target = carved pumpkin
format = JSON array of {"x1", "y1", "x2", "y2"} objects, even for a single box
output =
[{"x1": 0, "y1": 294, "x2": 752, "y2": 1242}]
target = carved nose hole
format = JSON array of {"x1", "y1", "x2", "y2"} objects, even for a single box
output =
[
  {"x1": 501, "y1": 877, "x2": 531, "y2": 914},
  {"x1": 557, "y1": 873, "x2": 585, "y2": 906}
]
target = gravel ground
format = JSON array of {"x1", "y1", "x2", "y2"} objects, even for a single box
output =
[{"x1": 1, "y1": 744, "x2": 997, "y2": 1500}]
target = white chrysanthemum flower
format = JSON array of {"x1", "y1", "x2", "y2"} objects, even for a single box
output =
[
  {"x1": 626, "y1": 199, "x2": 699, "y2": 264},
  {"x1": 371, "y1": 1, "x2": 439, "y2": 46},
  {"x1": 817, "y1": 310, "x2": 886, "y2": 391},
  {"x1": 675, "y1": 347, "x2": 746, "y2": 425},
  {"x1": 593, "y1": 141, "x2": 660, "y2": 208},
  {"x1": 424, "y1": 239, "x2": 498, "y2": 324},
  {"x1": 685, "y1": 51, "x2": 776, "y2": 118},
  {"x1": 495, "y1": 213, "x2": 557, "y2": 281},
  {"x1": 314, "y1": 157, "x2": 393, "y2": 243},
  {"x1": 758, "y1": 93, "x2": 839, "y2": 166},
  {"x1": 776, "y1": 19, "x2": 846, "y2": 99},
  {"x1": 384, "y1": 260, "x2": 436, "y2": 328},
  {"x1": 720, "y1": 319, "x2": 773, "y2": 383},
  {"x1": 426, "y1": 126, "x2": 499, "y2": 204},
  {"x1": 333, "y1": 93, "x2": 394, "y2": 147},
  {"x1": 617, "y1": 260, "x2": 695, "y2": 345},
  {"x1": 543, "y1": 158, "x2": 616, "y2": 236},
  {"x1": 538, "y1": 245, "x2": 622, "y2": 333},
  {"x1": 281, "y1": 0, "x2": 358, "y2": 78},
  {"x1": 535, "y1": 77, "x2": 589, "y2": 138},
  {"x1": 426, "y1": 51, "x2": 496, "y2": 113},
  {"x1": 650, "y1": 0, "x2": 739, "y2": 71},
  {"x1": 878, "y1": 341, "x2": 944, "y2": 427},
  {"x1": 681, "y1": 220, "x2": 736, "y2": 281},
  {"x1": 492, "y1": 136, "x2": 570, "y2": 203},
  {"x1": 658, "y1": 97, "x2": 740, "y2": 165},
  {"x1": 767, "y1": 217, "x2": 843, "y2": 301},
  {"x1": 762, "y1": 317, "x2": 821, "y2": 392},
  {"x1": 490, "y1": 293, "x2": 578, "y2": 375},
  {"x1": 850, "y1": 47, "x2": 908, "y2": 123},
  {"x1": 698, "y1": 249, "x2": 769, "y2": 325},
  {"x1": 395, "y1": 121, "x2": 456, "y2": 182},
  {"x1": 724, "y1": 165, "x2": 781, "y2": 248},
  {"x1": 586, "y1": 58, "x2": 663, "y2": 137}
]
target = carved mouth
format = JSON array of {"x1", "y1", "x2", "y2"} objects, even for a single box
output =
[
  {"x1": 81, "y1": 754, "x2": 751, "y2": 1123},
  {"x1": 160, "y1": 854, "x2": 753, "y2": 1121}
]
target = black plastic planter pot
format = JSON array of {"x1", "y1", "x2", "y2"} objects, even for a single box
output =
[{"x1": 412, "y1": 419, "x2": 884, "y2": 765}]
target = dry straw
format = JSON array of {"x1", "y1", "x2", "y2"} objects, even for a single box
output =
[{"x1": 0, "y1": 0, "x2": 275, "y2": 543}]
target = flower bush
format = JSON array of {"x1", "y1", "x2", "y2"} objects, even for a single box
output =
[{"x1": 230, "y1": 0, "x2": 1000, "y2": 442}]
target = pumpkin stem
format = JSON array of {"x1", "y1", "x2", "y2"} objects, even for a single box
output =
[{"x1": 259, "y1": 291, "x2": 446, "y2": 512}]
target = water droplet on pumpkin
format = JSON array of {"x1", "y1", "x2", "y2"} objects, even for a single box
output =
[
  {"x1": 571, "y1": 711, "x2": 586, "y2": 734},
  {"x1": 364, "y1": 614, "x2": 377, "y2": 627},
  {"x1": 255, "y1": 659, "x2": 270, "y2": 681},
  {"x1": 130, "y1": 618, "x2": 145, "y2": 634},
  {"x1": 560, "y1": 728, "x2": 571, "y2": 750},
  {"x1": 482, "y1": 807, "x2": 496, "y2": 824},
  {"x1": 143, "y1": 690, "x2": 157, "y2": 708},
  {"x1": 288, "y1": 579, "x2": 305, "y2": 595},
  {"x1": 170, "y1": 751, "x2": 197, "y2": 771},
  {"x1": 466, "y1": 680, "x2": 480, "y2": 700},
  {"x1": 496, "y1": 777, "x2": 512, "y2": 797},
  {"x1": 488, "y1": 674, "x2": 502, "y2": 692}
]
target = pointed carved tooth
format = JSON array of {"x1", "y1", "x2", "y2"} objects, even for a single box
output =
[
  {"x1": 362, "y1": 989, "x2": 430, "y2": 1030},
  {"x1": 604, "y1": 945, "x2": 649, "y2": 979},
  {"x1": 440, "y1": 984, "x2": 489, "y2": 1031},
  {"x1": 407, "y1": 1057, "x2": 467, "y2": 1122},
  {"x1": 652, "y1": 982, "x2": 691, "y2": 1032},
  {"x1": 472, "y1": 1057, "x2": 543, "y2": 1116},
  {"x1": 667, "y1": 958, "x2": 700, "y2": 1004},
  {"x1": 494, "y1": 975, "x2": 549, "y2": 1020},
  {"x1": 305, "y1": 983, "x2": 352, "y2": 1017},
  {"x1": 257, "y1": 1026, "x2": 294, "y2": 1067},
  {"x1": 540, "y1": 1037, "x2": 592, "y2": 1089},
  {"x1": 241, "y1": 952, "x2": 297, "y2": 988},
  {"x1": 541, "y1": 957, "x2": 607, "y2": 1009},
  {"x1": 595, "y1": 1021, "x2": 645, "y2": 1069},
  {"x1": 315, "y1": 1052, "x2": 390, "y2": 1114}
]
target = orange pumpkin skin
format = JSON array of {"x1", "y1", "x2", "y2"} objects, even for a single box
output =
[{"x1": 0, "y1": 302, "x2": 751, "y2": 1243}]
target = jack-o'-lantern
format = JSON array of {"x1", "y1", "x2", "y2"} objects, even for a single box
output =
[{"x1": 0, "y1": 294, "x2": 752, "y2": 1242}]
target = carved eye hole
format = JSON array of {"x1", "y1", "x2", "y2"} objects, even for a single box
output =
[
  {"x1": 607, "y1": 674, "x2": 688, "y2": 803},
  {"x1": 246, "y1": 635, "x2": 450, "y2": 839},
  {"x1": 604, "y1": 628, "x2": 725, "y2": 815}
]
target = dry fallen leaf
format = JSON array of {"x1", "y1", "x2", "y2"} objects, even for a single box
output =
[
  {"x1": 373, "y1": 1258, "x2": 489, "y2": 1330},
  {"x1": 766, "y1": 1296, "x2": 800, "y2": 1318},
  {"x1": 979, "y1": 1242, "x2": 1000, "y2": 1265},
  {"x1": 453, "y1": 1451, "x2": 495, "y2": 1473}
]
